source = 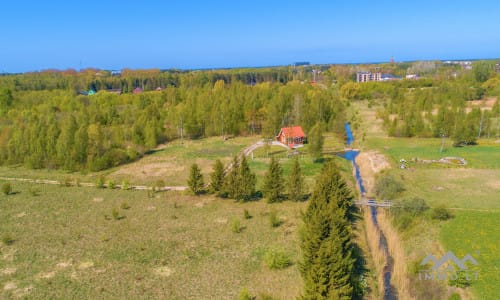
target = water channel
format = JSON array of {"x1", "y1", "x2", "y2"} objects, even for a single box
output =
[{"x1": 339, "y1": 122, "x2": 396, "y2": 300}]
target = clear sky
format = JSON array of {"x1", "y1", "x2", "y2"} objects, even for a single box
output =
[{"x1": 1, "y1": 0, "x2": 499, "y2": 72}]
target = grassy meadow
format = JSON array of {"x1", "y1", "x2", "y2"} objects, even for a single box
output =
[
  {"x1": 351, "y1": 99, "x2": 500, "y2": 299},
  {"x1": 440, "y1": 211, "x2": 500, "y2": 300},
  {"x1": 0, "y1": 182, "x2": 306, "y2": 299}
]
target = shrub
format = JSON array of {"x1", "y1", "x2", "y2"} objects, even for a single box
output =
[
  {"x1": 96, "y1": 176, "x2": 105, "y2": 189},
  {"x1": 2, "y1": 182, "x2": 12, "y2": 195},
  {"x1": 431, "y1": 205, "x2": 453, "y2": 220},
  {"x1": 1, "y1": 234, "x2": 14, "y2": 245},
  {"x1": 28, "y1": 187, "x2": 40, "y2": 196},
  {"x1": 107, "y1": 180, "x2": 116, "y2": 189},
  {"x1": 111, "y1": 208, "x2": 121, "y2": 220},
  {"x1": 259, "y1": 294, "x2": 278, "y2": 300},
  {"x1": 374, "y1": 173, "x2": 405, "y2": 199},
  {"x1": 232, "y1": 219, "x2": 243, "y2": 233},
  {"x1": 61, "y1": 177, "x2": 72, "y2": 187},
  {"x1": 243, "y1": 209, "x2": 252, "y2": 219},
  {"x1": 449, "y1": 270, "x2": 471, "y2": 288},
  {"x1": 121, "y1": 179, "x2": 130, "y2": 190},
  {"x1": 264, "y1": 248, "x2": 292, "y2": 269},
  {"x1": 392, "y1": 197, "x2": 429, "y2": 217},
  {"x1": 448, "y1": 293, "x2": 461, "y2": 300},
  {"x1": 155, "y1": 180, "x2": 165, "y2": 192},
  {"x1": 238, "y1": 288, "x2": 253, "y2": 300},
  {"x1": 269, "y1": 209, "x2": 282, "y2": 228}
]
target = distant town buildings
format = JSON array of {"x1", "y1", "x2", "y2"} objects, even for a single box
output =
[
  {"x1": 356, "y1": 72, "x2": 380, "y2": 82},
  {"x1": 294, "y1": 62, "x2": 310, "y2": 67},
  {"x1": 443, "y1": 60, "x2": 472, "y2": 70},
  {"x1": 356, "y1": 71, "x2": 401, "y2": 82}
]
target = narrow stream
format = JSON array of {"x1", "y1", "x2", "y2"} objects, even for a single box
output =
[{"x1": 339, "y1": 122, "x2": 396, "y2": 300}]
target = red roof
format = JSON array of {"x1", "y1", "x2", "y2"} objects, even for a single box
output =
[{"x1": 278, "y1": 126, "x2": 305, "y2": 138}]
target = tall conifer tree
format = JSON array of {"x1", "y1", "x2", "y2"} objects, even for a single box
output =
[
  {"x1": 300, "y1": 161, "x2": 355, "y2": 299},
  {"x1": 263, "y1": 157, "x2": 284, "y2": 203}
]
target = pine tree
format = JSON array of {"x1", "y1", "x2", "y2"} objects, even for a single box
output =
[
  {"x1": 263, "y1": 157, "x2": 284, "y2": 203},
  {"x1": 238, "y1": 155, "x2": 256, "y2": 201},
  {"x1": 187, "y1": 163, "x2": 204, "y2": 195},
  {"x1": 209, "y1": 159, "x2": 225, "y2": 194},
  {"x1": 288, "y1": 156, "x2": 304, "y2": 201},
  {"x1": 300, "y1": 161, "x2": 355, "y2": 299}
]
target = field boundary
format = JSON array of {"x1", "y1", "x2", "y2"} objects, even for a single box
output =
[{"x1": 0, "y1": 176, "x2": 187, "y2": 191}]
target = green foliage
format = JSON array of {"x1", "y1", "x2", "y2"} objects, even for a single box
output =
[
  {"x1": 239, "y1": 156, "x2": 256, "y2": 201},
  {"x1": 209, "y1": 159, "x2": 225, "y2": 194},
  {"x1": 111, "y1": 208, "x2": 123, "y2": 221},
  {"x1": 431, "y1": 205, "x2": 453, "y2": 220},
  {"x1": 308, "y1": 122, "x2": 324, "y2": 162},
  {"x1": 60, "y1": 177, "x2": 72, "y2": 187},
  {"x1": 107, "y1": 180, "x2": 116, "y2": 189},
  {"x1": 269, "y1": 209, "x2": 282, "y2": 228},
  {"x1": 393, "y1": 197, "x2": 429, "y2": 217},
  {"x1": 0, "y1": 71, "x2": 348, "y2": 172},
  {"x1": 243, "y1": 209, "x2": 252, "y2": 219},
  {"x1": 238, "y1": 288, "x2": 254, "y2": 300},
  {"x1": 28, "y1": 187, "x2": 40, "y2": 197},
  {"x1": 299, "y1": 161, "x2": 355, "y2": 299},
  {"x1": 155, "y1": 179, "x2": 165, "y2": 192},
  {"x1": 223, "y1": 156, "x2": 256, "y2": 201},
  {"x1": 449, "y1": 270, "x2": 471, "y2": 288},
  {"x1": 121, "y1": 179, "x2": 130, "y2": 190},
  {"x1": 231, "y1": 218, "x2": 243, "y2": 233},
  {"x1": 0, "y1": 88, "x2": 13, "y2": 115},
  {"x1": 263, "y1": 157, "x2": 284, "y2": 203},
  {"x1": 374, "y1": 173, "x2": 405, "y2": 200},
  {"x1": 264, "y1": 248, "x2": 292, "y2": 269},
  {"x1": 1, "y1": 234, "x2": 14, "y2": 245},
  {"x1": 473, "y1": 61, "x2": 495, "y2": 83},
  {"x1": 1, "y1": 182, "x2": 12, "y2": 195},
  {"x1": 448, "y1": 293, "x2": 461, "y2": 300},
  {"x1": 223, "y1": 156, "x2": 240, "y2": 199},
  {"x1": 95, "y1": 176, "x2": 105, "y2": 189},
  {"x1": 287, "y1": 156, "x2": 305, "y2": 201},
  {"x1": 187, "y1": 163, "x2": 204, "y2": 195}
]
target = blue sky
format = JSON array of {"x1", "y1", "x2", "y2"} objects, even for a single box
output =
[{"x1": 1, "y1": 0, "x2": 499, "y2": 72}]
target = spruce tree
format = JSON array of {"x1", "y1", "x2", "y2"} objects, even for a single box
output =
[
  {"x1": 187, "y1": 163, "x2": 204, "y2": 195},
  {"x1": 238, "y1": 155, "x2": 256, "y2": 201},
  {"x1": 223, "y1": 156, "x2": 240, "y2": 198},
  {"x1": 288, "y1": 156, "x2": 304, "y2": 201},
  {"x1": 263, "y1": 157, "x2": 284, "y2": 203},
  {"x1": 209, "y1": 159, "x2": 225, "y2": 194},
  {"x1": 300, "y1": 161, "x2": 355, "y2": 299}
]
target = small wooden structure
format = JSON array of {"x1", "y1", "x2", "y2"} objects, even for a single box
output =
[{"x1": 276, "y1": 126, "x2": 307, "y2": 148}]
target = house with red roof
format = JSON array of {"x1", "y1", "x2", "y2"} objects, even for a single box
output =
[{"x1": 276, "y1": 126, "x2": 307, "y2": 148}]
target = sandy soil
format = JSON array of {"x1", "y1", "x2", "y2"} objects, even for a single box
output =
[{"x1": 356, "y1": 150, "x2": 391, "y2": 196}]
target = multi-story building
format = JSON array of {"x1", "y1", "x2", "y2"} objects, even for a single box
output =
[{"x1": 356, "y1": 71, "x2": 381, "y2": 82}]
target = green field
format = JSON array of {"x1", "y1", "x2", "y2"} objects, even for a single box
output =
[
  {"x1": 365, "y1": 137, "x2": 500, "y2": 169},
  {"x1": 440, "y1": 211, "x2": 500, "y2": 300},
  {"x1": 0, "y1": 182, "x2": 305, "y2": 299},
  {"x1": 351, "y1": 100, "x2": 500, "y2": 299}
]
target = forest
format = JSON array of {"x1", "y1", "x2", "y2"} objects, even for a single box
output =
[
  {"x1": 0, "y1": 60, "x2": 499, "y2": 171},
  {"x1": 0, "y1": 68, "x2": 347, "y2": 171}
]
